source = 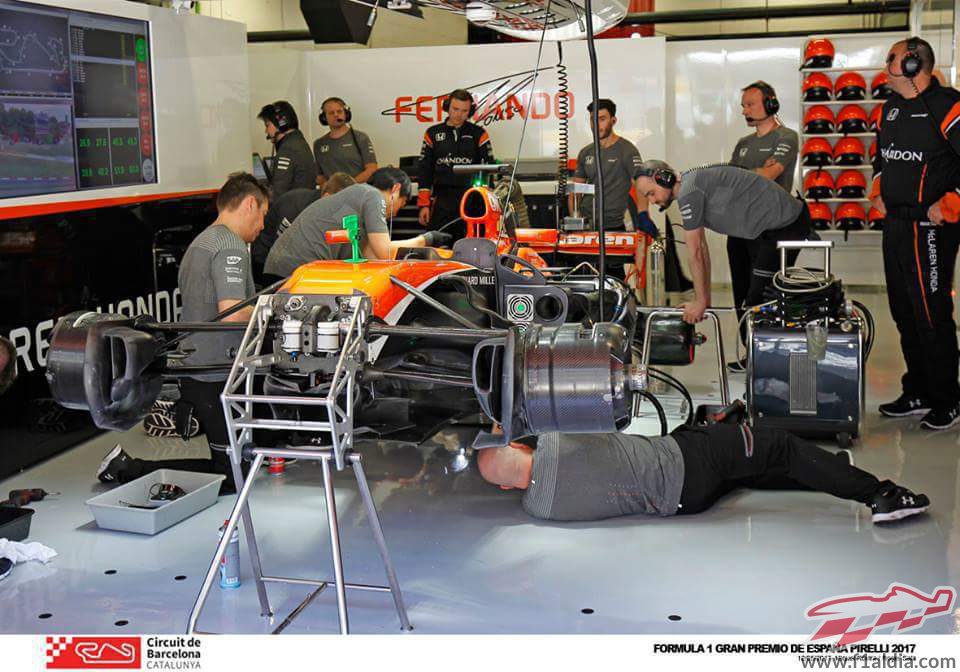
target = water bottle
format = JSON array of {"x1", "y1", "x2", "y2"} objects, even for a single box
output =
[{"x1": 218, "y1": 520, "x2": 240, "y2": 589}]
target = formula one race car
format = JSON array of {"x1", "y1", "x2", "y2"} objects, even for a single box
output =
[{"x1": 45, "y1": 165, "x2": 683, "y2": 465}]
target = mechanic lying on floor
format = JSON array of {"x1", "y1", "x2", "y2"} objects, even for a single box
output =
[
  {"x1": 477, "y1": 424, "x2": 929, "y2": 524},
  {"x1": 263, "y1": 166, "x2": 453, "y2": 281}
]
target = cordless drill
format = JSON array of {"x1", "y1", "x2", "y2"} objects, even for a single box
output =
[{"x1": 0, "y1": 489, "x2": 59, "y2": 507}]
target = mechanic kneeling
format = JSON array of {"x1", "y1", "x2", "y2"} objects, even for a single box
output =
[
  {"x1": 97, "y1": 173, "x2": 269, "y2": 495},
  {"x1": 263, "y1": 167, "x2": 452, "y2": 279},
  {"x1": 478, "y1": 427, "x2": 929, "y2": 524}
]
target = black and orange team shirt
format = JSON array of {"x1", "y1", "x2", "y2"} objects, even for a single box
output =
[
  {"x1": 871, "y1": 78, "x2": 960, "y2": 221},
  {"x1": 416, "y1": 120, "x2": 494, "y2": 207}
]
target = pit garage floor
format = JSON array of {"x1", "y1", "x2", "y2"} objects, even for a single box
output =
[{"x1": 2, "y1": 288, "x2": 959, "y2": 635}]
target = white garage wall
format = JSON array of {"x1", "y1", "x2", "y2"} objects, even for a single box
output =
[{"x1": 249, "y1": 38, "x2": 667, "y2": 171}]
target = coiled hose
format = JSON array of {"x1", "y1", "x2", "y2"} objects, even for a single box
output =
[{"x1": 555, "y1": 41, "x2": 569, "y2": 217}]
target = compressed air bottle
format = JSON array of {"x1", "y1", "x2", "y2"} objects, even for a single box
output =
[{"x1": 218, "y1": 520, "x2": 240, "y2": 589}]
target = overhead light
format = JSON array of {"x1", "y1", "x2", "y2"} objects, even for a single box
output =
[{"x1": 466, "y1": 2, "x2": 498, "y2": 24}]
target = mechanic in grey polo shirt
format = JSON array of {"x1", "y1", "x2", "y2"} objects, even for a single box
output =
[
  {"x1": 569, "y1": 98, "x2": 657, "y2": 237},
  {"x1": 314, "y1": 97, "x2": 378, "y2": 190},
  {"x1": 636, "y1": 161, "x2": 812, "y2": 326},
  {"x1": 475, "y1": 425, "x2": 928, "y2": 524},
  {"x1": 730, "y1": 81, "x2": 799, "y2": 192},
  {"x1": 264, "y1": 167, "x2": 452, "y2": 279},
  {"x1": 95, "y1": 173, "x2": 268, "y2": 495}
]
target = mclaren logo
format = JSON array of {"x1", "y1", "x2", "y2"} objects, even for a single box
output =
[
  {"x1": 881, "y1": 146, "x2": 923, "y2": 162},
  {"x1": 562, "y1": 232, "x2": 636, "y2": 246}
]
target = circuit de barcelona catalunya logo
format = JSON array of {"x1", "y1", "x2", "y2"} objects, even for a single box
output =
[
  {"x1": 46, "y1": 636, "x2": 141, "y2": 669},
  {"x1": 805, "y1": 583, "x2": 956, "y2": 646}
]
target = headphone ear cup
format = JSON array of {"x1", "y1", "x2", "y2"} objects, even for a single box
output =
[
  {"x1": 654, "y1": 169, "x2": 676, "y2": 190},
  {"x1": 902, "y1": 53, "x2": 921, "y2": 77},
  {"x1": 470, "y1": 101, "x2": 477, "y2": 118},
  {"x1": 765, "y1": 95, "x2": 780, "y2": 117},
  {"x1": 344, "y1": 106, "x2": 352, "y2": 123},
  {"x1": 319, "y1": 111, "x2": 327, "y2": 126},
  {"x1": 442, "y1": 97, "x2": 450, "y2": 113}
]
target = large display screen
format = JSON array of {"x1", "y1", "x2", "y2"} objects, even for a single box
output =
[{"x1": 0, "y1": 1, "x2": 156, "y2": 199}]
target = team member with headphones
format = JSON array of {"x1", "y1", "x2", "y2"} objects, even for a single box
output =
[
  {"x1": 417, "y1": 88, "x2": 494, "y2": 240},
  {"x1": 635, "y1": 160, "x2": 812, "y2": 327},
  {"x1": 257, "y1": 100, "x2": 318, "y2": 198},
  {"x1": 871, "y1": 37, "x2": 960, "y2": 429},
  {"x1": 730, "y1": 81, "x2": 799, "y2": 192},
  {"x1": 313, "y1": 97, "x2": 379, "y2": 189}
]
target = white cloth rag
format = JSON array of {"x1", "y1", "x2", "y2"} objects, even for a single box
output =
[{"x1": 0, "y1": 538, "x2": 57, "y2": 565}]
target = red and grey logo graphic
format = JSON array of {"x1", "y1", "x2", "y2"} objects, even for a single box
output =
[
  {"x1": 805, "y1": 583, "x2": 956, "y2": 646},
  {"x1": 46, "y1": 636, "x2": 141, "y2": 669}
]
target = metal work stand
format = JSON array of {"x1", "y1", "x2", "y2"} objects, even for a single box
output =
[{"x1": 186, "y1": 296, "x2": 412, "y2": 635}]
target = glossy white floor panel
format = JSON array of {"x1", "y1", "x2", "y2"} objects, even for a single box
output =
[{"x1": 1, "y1": 289, "x2": 958, "y2": 635}]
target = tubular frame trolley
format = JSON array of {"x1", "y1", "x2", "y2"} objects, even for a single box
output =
[{"x1": 186, "y1": 295, "x2": 411, "y2": 635}]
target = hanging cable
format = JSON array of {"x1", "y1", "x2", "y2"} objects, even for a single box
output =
[
  {"x1": 498, "y1": 0, "x2": 552, "y2": 254},
  {"x1": 583, "y1": 0, "x2": 607, "y2": 320},
  {"x1": 555, "y1": 40, "x2": 570, "y2": 225}
]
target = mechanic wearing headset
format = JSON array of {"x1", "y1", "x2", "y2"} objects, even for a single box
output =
[
  {"x1": 475, "y1": 427, "x2": 929, "y2": 524},
  {"x1": 257, "y1": 100, "x2": 318, "y2": 198},
  {"x1": 872, "y1": 37, "x2": 960, "y2": 429},
  {"x1": 417, "y1": 88, "x2": 495, "y2": 240},
  {"x1": 313, "y1": 97, "x2": 379, "y2": 189},
  {"x1": 635, "y1": 160, "x2": 813, "y2": 328},
  {"x1": 730, "y1": 81, "x2": 799, "y2": 192},
  {"x1": 264, "y1": 167, "x2": 452, "y2": 279}
]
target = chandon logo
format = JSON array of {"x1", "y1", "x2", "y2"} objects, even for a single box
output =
[{"x1": 881, "y1": 146, "x2": 923, "y2": 162}]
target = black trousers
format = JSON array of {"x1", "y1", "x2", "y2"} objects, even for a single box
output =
[
  {"x1": 116, "y1": 378, "x2": 235, "y2": 491},
  {"x1": 674, "y1": 424, "x2": 881, "y2": 515},
  {"x1": 728, "y1": 208, "x2": 812, "y2": 342},
  {"x1": 882, "y1": 219, "x2": 960, "y2": 409},
  {"x1": 429, "y1": 186, "x2": 467, "y2": 241}
]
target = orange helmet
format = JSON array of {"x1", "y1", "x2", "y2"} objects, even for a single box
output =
[
  {"x1": 836, "y1": 169, "x2": 867, "y2": 197},
  {"x1": 802, "y1": 72, "x2": 834, "y2": 102},
  {"x1": 867, "y1": 206, "x2": 885, "y2": 230},
  {"x1": 803, "y1": 105, "x2": 836, "y2": 134},
  {"x1": 834, "y1": 72, "x2": 867, "y2": 100},
  {"x1": 869, "y1": 139, "x2": 877, "y2": 160},
  {"x1": 833, "y1": 137, "x2": 865, "y2": 165},
  {"x1": 835, "y1": 202, "x2": 867, "y2": 230},
  {"x1": 837, "y1": 104, "x2": 868, "y2": 134},
  {"x1": 804, "y1": 38, "x2": 835, "y2": 68},
  {"x1": 868, "y1": 105, "x2": 882, "y2": 131},
  {"x1": 802, "y1": 137, "x2": 834, "y2": 166},
  {"x1": 803, "y1": 169, "x2": 835, "y2": 199},
  {"x1": 808, "y1": 202, "x2": 834, "y2": 229},
  {"x1": 871, "y1": 71, "x2": 892, "y2": 99}
]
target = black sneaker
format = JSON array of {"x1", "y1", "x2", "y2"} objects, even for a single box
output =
[
  {"x1": 870, "y1": 481, "x2": 930, "y2": 523},
  {"x1": 727, "y1": 358, "x2": 747, "y2": 373},
  {"x1": 96, "y1": 444, "x2": 132, "y2": 483},
  {"x1": 878, "y1": 394, "x2": 931, "y2": 418},
  {"x1": 920, "y1": 403, "x2": 960, "y2": 430}
]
